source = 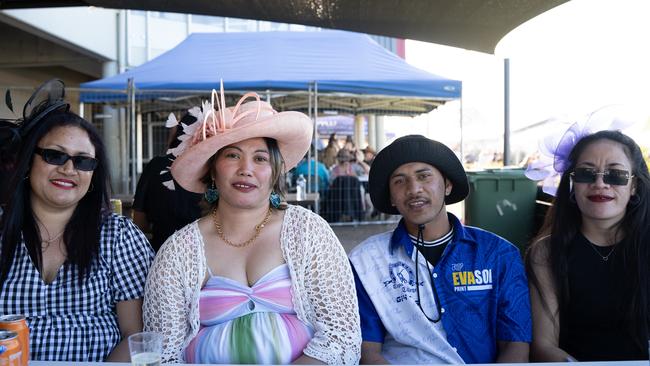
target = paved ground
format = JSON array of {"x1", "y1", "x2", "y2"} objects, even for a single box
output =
[{"x1": 331, "y1": 222, "x2": 397, "y2": 253}]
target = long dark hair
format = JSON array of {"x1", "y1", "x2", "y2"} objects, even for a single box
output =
[
  {"x1": 526, "y1": 130, "x2": 650, "y2": 350},
  {"x1": 0, "y1": 111, "x2": 111, "y2": 288}
]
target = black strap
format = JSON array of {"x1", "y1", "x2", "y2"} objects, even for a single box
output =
[{"x1": 414, "y1": 224, "x2": 443, "y2": 323}]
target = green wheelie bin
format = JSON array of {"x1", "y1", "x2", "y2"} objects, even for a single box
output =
[{"x1": 464, "y1": 169, "x2": 538, "y2": 254}]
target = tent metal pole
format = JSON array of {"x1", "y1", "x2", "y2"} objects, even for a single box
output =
[
  {"x1": 307, "y1": 83, "x2": 313, "y2": 193},
  {"x1": 504, "y1": 58, "x2": 511, "y2": 166},
  {"x1": 310, "y1": 81, "x2": 320, "y2": 214},
  {"x1": 120, "y1": 107, "x2": 127, "y2": 194},
  {"x1": 136, "y1": 111, "x2": 143, "y2": 174},
  {"x1": 128, "y1": 78, "x2": 137, "y2": 195}
]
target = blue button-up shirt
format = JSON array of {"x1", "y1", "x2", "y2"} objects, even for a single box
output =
[{"x1": 351, "y1": 213, "x2": 532, "y2": 363}]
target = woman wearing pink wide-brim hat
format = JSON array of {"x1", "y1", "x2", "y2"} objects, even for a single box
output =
[{"x1": 142, "y1": 86, "x2": 361, "y2": 364}]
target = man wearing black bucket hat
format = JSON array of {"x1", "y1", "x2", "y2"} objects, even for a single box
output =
[{"x1": 349, "y1": 135, "x2": 531, "y2": 364}]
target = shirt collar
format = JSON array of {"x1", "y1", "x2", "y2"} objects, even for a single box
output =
[{"x1": 390, "y1": 212, "x2": 475, "y2": 256}]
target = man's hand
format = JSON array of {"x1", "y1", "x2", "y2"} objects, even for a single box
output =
[{"x1": 361, "y1": 341, "x2": 390, "y2": 364}]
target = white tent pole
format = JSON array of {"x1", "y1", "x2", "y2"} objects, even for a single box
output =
[
  {"x1": 309, "y1": 81, "x2": 320, "y2": 202},
  {"x1": 128, "y1": 78, "x2": 137, "y2": 195},
  {"x1": 307, "y1": 83, "x2": 313, "y2": 193},
  {"x1": 460, "y1": 91, "x2": 464, "y2": 164}
]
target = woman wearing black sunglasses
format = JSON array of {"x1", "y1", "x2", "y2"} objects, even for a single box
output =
[
  {"x1": 0, "y1": 80, "x2": 154, "y2": 362},
  {"x1": 526, "y1": 129, "x2": 650, "y2": 362}
]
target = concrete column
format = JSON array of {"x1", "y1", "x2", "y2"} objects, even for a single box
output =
[
  {"x1": 118, "y1": 10, "x2": 127, "y2": 73},
  {"x1": 354, "y1": 115, "x2": 364, "y2": 149},
  {"x1": 101, "y1": 61, "x2": 122, "y2": 193},
  {"x1": 367, "y1": 114, "x2": 376, "y2": 149},
  {"x1": 376, "y1": 115, "x2": 387, "y2": 151},
  {"x1": 145, "y1": 11, "x2": 151, "y2": 62}
]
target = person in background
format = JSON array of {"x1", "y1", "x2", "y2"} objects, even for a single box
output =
[
  {"x1": 143, "y1": 88, "x2": 361, "y2": 364},
  {"x1": 362, "y1": 146, "x2": 376, "y2": 166},
  {"x1": 321, "y1": 133, "x2": 340, "y2": 168},
  {"x1": 526, "y1": 129, "x2": 650, "y2": 361},
  {"x1": 293, "y1": 152, "x2": 330, "y2": 195},
  {"x1": 330, "y1": 149, "x2": 369, "y2": 184},
  {"x1": 132, "y1": 113, "x2": 203, "y2": 251},
  {"x1": 349, "y1": 135, "x2": 531, "y2": 364},
  {"x1": 343, "y1": 138, "x2": 371, "y2": 171},
  {"x1": 0, "y1": 79, "x2": 153, "y2": 361},
  {"x1": 343, "y1": 135, "x2": 356, "y2": 152}
]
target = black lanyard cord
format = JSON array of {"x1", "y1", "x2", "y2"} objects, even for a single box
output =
[{"x1": 414, "y1": 224, "x2": 443, "y2": 323}]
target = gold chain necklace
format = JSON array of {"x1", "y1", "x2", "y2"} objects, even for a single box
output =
[{"x1": 212, "y1": 207, "x2": 272, "y2": 248}]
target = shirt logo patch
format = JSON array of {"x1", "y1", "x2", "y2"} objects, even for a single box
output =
[
  {"x1": 452, "y1": 269, "x2": 493, "y2": 292},
  {"x1": 383, "y1": 262, "x2": 421, "y2": 304}
]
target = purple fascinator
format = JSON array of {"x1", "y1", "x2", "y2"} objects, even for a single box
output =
[{"x1": 525, "y1": 105, "x2": 640, "y2": 196}]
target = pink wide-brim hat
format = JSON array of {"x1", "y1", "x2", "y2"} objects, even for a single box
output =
[{"x1": 170, "y1": 89, "x2": 312, "y2": 193}]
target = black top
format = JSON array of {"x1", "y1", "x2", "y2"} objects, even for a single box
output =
[
  {"x1": 560, "y1": 233, "x2": 646, "y2": 361},
  {"x1": 409, "y1": 227, "x2": 454, "y2": 267},
  {"x1": 132, "y1": 156, "x2": 203, "y2": 251},
  {"x1": 414, "y1": 243, "x2": 447, "y2": 267}
]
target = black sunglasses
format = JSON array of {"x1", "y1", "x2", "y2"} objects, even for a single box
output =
[
  {"x1": 570, "y1": 167, "x2": 633, "y2": 186},
  {"x1": 34, "y1": 147, "x2": 98, "y2": 172}
]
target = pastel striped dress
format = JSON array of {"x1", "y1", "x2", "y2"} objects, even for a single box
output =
[{"x1": 184, "y1": 264, "x2": 314, "y2": 364}]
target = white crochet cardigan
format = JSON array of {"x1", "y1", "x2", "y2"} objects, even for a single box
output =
[{"x1": 143, "y1": 205, "x2": 361, "y2": 364}]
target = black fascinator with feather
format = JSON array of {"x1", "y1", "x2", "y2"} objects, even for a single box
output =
[{"x1": 0, "y1": 79, "x2": 70, "y2": 154}]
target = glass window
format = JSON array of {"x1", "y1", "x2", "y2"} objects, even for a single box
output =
[
  {"x1": 161, "y1": 12, "x2": 186, "y2": 21},
  {"x1": 289, "y1": 24, "x2": 307, "y2": 31},
  {"x1": 193, "y1": 14, "x2": 224, "y2": 26},
  {"x1": 267, "y1": 22, "x2": 289, "y2": 31},
  {"x1": 226, "y1": 17, "x2": 257, "y2": 32},
  {"x1": 192, "y1": 15, "x2": 225, "y2": 32}
]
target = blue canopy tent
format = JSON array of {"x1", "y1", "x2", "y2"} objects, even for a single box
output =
[
  {"x1": 80, "y1": 31, "x2": 462, "y2": 196},
  {"x1": 80, "y1": 30, "x2": 461, "y2": 104}
]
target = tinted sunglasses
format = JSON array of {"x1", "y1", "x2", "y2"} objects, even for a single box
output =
[
  {"x1": 570, "y1": 167, "x2": 633, "y2": 186},
  {"x1": 34, "y1": 147, "x2": 98, "y2": 172}
]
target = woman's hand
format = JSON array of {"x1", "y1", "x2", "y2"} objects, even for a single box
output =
[{"x1": 528, "y1": 241, "x2": 574, "y2": 362}]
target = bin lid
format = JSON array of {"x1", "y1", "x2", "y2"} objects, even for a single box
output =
[{"x1": 466, "y1": 168, "x2": 530, "y2": 180}]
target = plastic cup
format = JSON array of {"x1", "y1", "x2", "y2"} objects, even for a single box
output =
[{"x1": 128, "y1": 332, "x2": 162, "y2": 366}]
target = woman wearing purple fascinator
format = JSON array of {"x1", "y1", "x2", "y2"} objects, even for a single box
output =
[{"x1": 524, "y1": 106, "x2": 650, "y2": 362}]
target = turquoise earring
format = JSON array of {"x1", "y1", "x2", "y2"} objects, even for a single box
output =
[
  {"x1": 205, "y1": 181, "x2": 219, "y2": 204},
  {"x1": 269, "y1": 191, "x2": 281, "y2": 209}
]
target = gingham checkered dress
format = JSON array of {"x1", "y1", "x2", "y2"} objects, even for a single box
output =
[{"x1": 0, "y1": 214, "x2": 154, "y2": 361}]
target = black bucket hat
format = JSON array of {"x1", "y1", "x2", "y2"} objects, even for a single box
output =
[{"x1": 369, "y1": 134, "x2": 469, "y2": 214}]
